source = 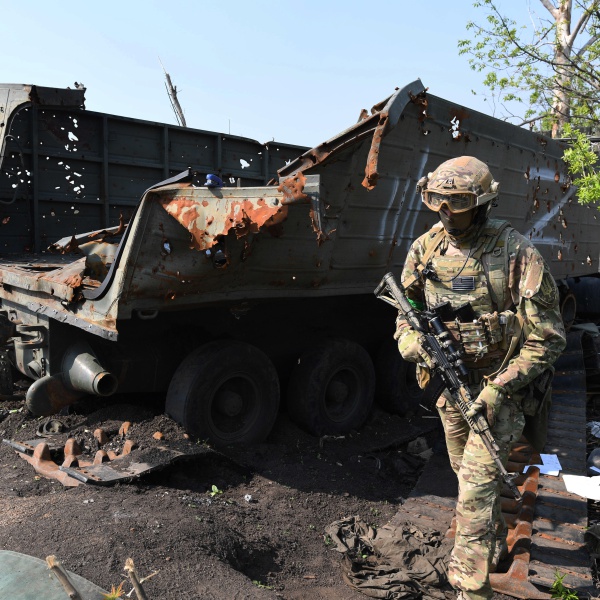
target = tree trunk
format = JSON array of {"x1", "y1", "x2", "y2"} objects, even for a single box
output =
[{"x1": 549, "y1": 0, "x2": 573, "y2": 137}]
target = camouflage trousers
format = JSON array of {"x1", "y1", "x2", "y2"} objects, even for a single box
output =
[{"x1": 437, "y1": 390, "x2": 525, "y2": 600}]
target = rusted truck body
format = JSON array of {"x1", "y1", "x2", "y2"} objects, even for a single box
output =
[{"x1": 0, "y1": 81, "x2": 595, "y2": 444}]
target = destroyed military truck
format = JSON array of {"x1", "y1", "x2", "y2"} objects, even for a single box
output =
[{"x1": 0, "y1": 80, "x2": 594, "y2": 445}]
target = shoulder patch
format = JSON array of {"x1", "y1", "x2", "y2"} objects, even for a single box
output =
[
  {"x1": 518, "y1": 251, "x2": 558, "y2": 307},
  {"x1": 533, "y1": 271, "x2": 559, "y2": 308},
  {"x1": 518, "y1": 249, "x2": 545, "y2": 301}
]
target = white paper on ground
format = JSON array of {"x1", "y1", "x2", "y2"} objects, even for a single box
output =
[
  {"x1": 563, "y1": 474, "x2": 600, "y2": 501},
  {"x1": 522, "y1": 453, "x2": 562, "y2": 476}
]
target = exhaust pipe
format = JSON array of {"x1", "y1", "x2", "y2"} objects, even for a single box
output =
[
  {"x1": 62, "y1": 342, "x2": 118, "y2": 397},
  {"x1": 26, "y1": 342, "x2": 118, "y2": 416}
]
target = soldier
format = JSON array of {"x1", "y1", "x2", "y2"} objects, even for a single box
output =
[{"x1": 394, "y1": 156, "x2": 566, "y2": 600}]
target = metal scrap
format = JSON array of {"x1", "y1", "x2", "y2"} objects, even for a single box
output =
[
  {"x1": 2, "y1": 425, "x2": 213, "y2": 486},
  {"x1": 48, "y1": 219, "x2": 126, "y2": 255},
  {"x1": 362, "y1": 86, "x2": 429, "y2": 189},
  {"x1": 159, "y1": 190, "x2": 289, "y2": 251},
  {"x1": 361, "y1": 112, "x2": 388, "y2": 190},
  {"x1": 278, "y1": 172, "x2": 309, "y2": 203}
]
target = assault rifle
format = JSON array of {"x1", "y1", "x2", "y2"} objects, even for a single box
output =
[{"x1": 374, "y1": 272, "x2": 522, "y2": 500}]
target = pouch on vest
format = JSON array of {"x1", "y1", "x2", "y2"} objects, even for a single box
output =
[
  {"x1": 479, "y1": 312, "x2": 503, "y2": 345},
  {"x1": 456, "y1": 321, "x2": 490, "y2": 357},
  {"x1": 443, "y1": 312, "x2": 505, "y2": 358},
  {"x1": 522, "y1": 367, "x2": 554, "y2": 453}
]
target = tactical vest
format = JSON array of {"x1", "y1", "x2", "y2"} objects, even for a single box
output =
[{"x1": 419, "y1": 219, "x2": 515, "y2": 365}]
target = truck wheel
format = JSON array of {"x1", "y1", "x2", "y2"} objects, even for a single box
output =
[
  {"x1": 165, "y1": 340, "x2": 280, "y2": 446},
  {"x1": 287, "y1": 339, "x2": 375, "y2": 436},
  {"x1": 559, "y1": 288, "x2": 576, "y2": 332},
  {"x1": 374, "y1": 339, "x2": 425, "y2": 416}
]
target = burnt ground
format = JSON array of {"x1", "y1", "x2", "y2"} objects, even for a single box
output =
[{"x1": 0, "y1": 383, "x2": 583, "y2": 600}]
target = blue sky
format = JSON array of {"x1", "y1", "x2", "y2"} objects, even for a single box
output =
[{"x1": 4, "y1": 0, "x2": 519, "y2": 147}]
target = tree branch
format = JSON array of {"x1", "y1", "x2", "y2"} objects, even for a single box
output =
[
  {"x1": 464, "y1": 0, "x2": 600, "y2": 132},
  {"x1": 539, "y1": 0, "x2": 560, "y2": 20},
  {"x1": 576, "y1": 31, "x2": 600, "y2": 56},
  {"x1": 568, "y1": 1, "x2": 597, "y2": 45},
  {"x1": 487, "y1": 4, "x2": 600, "y2": 90},
  {"x1": 517, "y1": 113, "x2": 552, "y2": 127}
]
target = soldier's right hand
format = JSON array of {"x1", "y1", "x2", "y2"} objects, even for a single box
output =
[{"x1": 397, "y1": 329, "x2": 430, "y2": 365}]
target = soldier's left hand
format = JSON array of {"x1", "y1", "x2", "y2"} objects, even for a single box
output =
[{"x1": 466, "y1": 383, "x2": 506, "y2": 427}]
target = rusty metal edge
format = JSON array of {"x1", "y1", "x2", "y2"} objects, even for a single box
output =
[{"x1": 276, "y1": 79, "x2": 426, "y2": 181}]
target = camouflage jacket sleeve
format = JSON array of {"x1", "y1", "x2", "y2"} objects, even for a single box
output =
[{"x1": 496, "y1": 231, "x2": 567, "y2": 395}]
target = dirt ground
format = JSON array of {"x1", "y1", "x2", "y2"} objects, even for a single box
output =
[{"x1": 0, "y1": 385, "x2": 457, "y2": 600}]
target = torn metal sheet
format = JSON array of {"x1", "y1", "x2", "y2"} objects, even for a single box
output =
[
  {"x1": 278, "y1": 82, "x2": 428, "y2": 191},
  {"x1": 362, "y1": 89, "x2": 429, "y2": 190},
  {"x1": 47, "y1": 219, "x2": 127, "y2": 255},
  {"x1": 3, "y1": 431, "x2": 214, "y2": 486},
  {"x1": 60, "y1": 445, "x2": 206, "y2": 485},
  {"x1": 0, "y1": 256, "x2": 87, "y2": 302},
  {"x1": 159, "y1": 188, "x2": 288, "y2": 251},
  {"x1": 156, "y1": 175, "x2": 321, "y2": 251}
]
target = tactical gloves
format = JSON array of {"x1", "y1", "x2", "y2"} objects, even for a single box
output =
[
  {"x1": 397, "y1": 329, "x2": 429, "y2": 365},
  {"x1": 466, "y1": 383, "x2": 507, "y2": 427},
  {"x1": 396, "y1": 329, "x2": 433, "y2": 389}
]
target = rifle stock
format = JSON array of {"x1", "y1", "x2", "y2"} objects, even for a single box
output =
[{"x1": 375, "y1": 272, "x2": 522, "y2": 500}]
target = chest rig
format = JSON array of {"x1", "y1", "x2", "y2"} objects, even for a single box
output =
[{"x1": 407, "y1": 219, "x2": 515, "y2": 365}]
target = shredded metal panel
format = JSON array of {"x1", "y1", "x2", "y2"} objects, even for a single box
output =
[{"x1": 0, "y1": 84, "x2": 306, "y2": 253}]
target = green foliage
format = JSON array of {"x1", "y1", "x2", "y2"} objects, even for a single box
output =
[
  {"x1": 459, "y1": 0, "x2": 600, "y2": 135},
  {"x1": 550, "y1": 570, "x2": 580, "y2": 599},
  {"x1": 252, "y1": 580, "x2": 273, "y2": 590},
  {"x1": 562, "y1": 124, "x2": 600, "y2": 206},
  {"x1": 102, "y1": 582, "x2": 124, "y2": 600},
  {"x1": 209, "y1": 484, "x2": 223, "y2": 497}
]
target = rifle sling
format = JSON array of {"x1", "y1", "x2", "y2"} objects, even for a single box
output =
[{"x1": 402, "y1": 227, "x2": 447, "y2": 290}]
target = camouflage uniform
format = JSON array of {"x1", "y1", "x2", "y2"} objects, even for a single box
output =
[{"x1": 395, "y1": 168, "x2": 566, "y2": 599}]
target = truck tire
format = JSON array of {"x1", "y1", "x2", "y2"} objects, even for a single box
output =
[
  {"x1": 287, "y1": 339, "x2": 375, "y2": 436},
  {"x1": 374, "y1": 339, "x2": 425, "y2": 416},
  {"x1": 559, "y1": 288, "x2": 576, "y2": 332},
  {"x1": 375, "y1": 339, "x2": 445, "y2": 415},
  {"x1": 165, "y1": 340, "x2": 280, "y2": 446}
]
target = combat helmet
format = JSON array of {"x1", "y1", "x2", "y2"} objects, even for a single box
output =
[{"x1": 417, "y1": 156, "x2": 499, "y2": 213}]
